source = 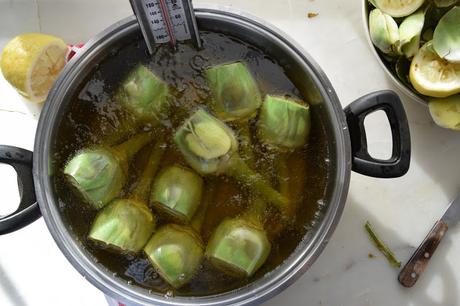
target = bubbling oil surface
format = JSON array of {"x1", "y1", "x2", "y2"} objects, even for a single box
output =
[{"x1": 52, "y1": 31, "x2": 330, "y2": 296}]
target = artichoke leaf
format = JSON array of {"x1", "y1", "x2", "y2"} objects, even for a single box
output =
[
  {"x1": 398, "y1": 9, "x2": 425, "y2": 58},
  {"x1": 433, "y1": 0, "x2": 459, "y2": 8},
  {"x1": 433, "y1": 6, "x2": 460, "y2": 63}
]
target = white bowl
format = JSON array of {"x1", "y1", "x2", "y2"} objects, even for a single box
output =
[{"x1": 362, "y1": 1, "x2": 428, "y2": 106}]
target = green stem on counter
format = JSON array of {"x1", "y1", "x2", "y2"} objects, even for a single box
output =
[{"x1": 365, "y1": 221, "x2": 401, "y2": 268}]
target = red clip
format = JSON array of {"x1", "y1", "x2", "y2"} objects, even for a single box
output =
[{"x1": 66, "y1": 43, "x2": 85, "y2": 62}]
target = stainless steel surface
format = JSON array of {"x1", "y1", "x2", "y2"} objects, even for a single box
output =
[
  {"x1": 130, "y1": 0, "x2": 201, "y2": 52},
  {"x1": 33, "y1": 7, "x2": 351, "y2": 306},
  {"x1": 442, "y1": 193, "x2": 460, "y2": 227},
  {"x1": 361, "y1": 0, "x2": 427, "y2": 106}
]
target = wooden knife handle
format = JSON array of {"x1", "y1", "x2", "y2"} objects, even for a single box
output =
[{"x1": 398, "y1": 220, "x2": 449, "y2": 287}]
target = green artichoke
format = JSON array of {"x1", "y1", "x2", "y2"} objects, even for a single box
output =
[
  {"x1": 369, "y1": 8, "x2": 400, "y2": 55},
  {"x1": 174, "y1": 109, "x2": 289, "y2": 214},
  {"x1": 151, "y1": 165, "x2": 204, "y2": 223},
  {"x1": 206, "y1": 62, "x2": 262, "y2": 122},
  {"x1": 257, "y1": 95, "x2": 311, "y2": 151},
  {"x1": 88, "y1": 141, "x2": 164, "y2": 253},
  {"x1": 433, "y1": 0, "x2": 459, "y2": 8},
  {"x1": 116, "y1": 65, "x2": 170, "y2": 124},
  {"x1": 429, "y1": 94, "x2": 460, "y2": 130},
  {"x1": 64, "y1": 132, "x2": 152, "y2": 209},
  {"x1": 205, "y1": 218, "x2": 270, "y2": 277},
  {"x1": 398, "y1": 9, "x2": 425, "y2": 58},
  {"x1": 89, "y1": 199, "x2": 156, "y2": 253},
  {"x1": 144, "y1": 224, "x2": 204, "y2": 288}
]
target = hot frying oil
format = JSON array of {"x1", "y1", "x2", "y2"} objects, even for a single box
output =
[{"x1": 52, "y1": 31, "x2": 330, "y2": 296}]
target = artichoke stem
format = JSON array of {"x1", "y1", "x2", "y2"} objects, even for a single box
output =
[
  {"x1": 190, "y1": 179, "x2": 216, "y2": 232},
  {"x1": 112, "y1": 132, "x2": 152, "y2": 164},
  {"x1": 243, "y1": 197, "x2": 266, "y2": 226},
  {"x1": 265, "y1": 154, "x2": 294, "y2": 237},
  {"x1": 239, "y1": 124, "x2": 267, "y2": 226},
  {"x1": 239, "y1": 124, "x2": 255, "y2": 165},
  {"x1": 276, "y1": 155, "x2": 289, "y2": 195},
  {"x1": 131, "y1": 139, "x2": 165, "y2": 203},
  {"x1": 101, "y1": 114, "x2": 140, "y2": 147},
  {"x1": 227, "y1": 155, "x2": 289, "y2": 217}
]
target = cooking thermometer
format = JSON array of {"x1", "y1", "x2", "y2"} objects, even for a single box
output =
[{"x1": 129, "y1": 0, "x2": 202, "y2": 53}]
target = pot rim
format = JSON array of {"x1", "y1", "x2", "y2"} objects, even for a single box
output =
[{"x1": 34, "y1": 7, "x2": 351, "y2": 306}]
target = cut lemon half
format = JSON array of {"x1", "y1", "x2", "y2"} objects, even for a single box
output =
[
  {"x1": 374, "y1": 0, "x2": 425, "y2": 18},
  {"x1": 409, "y1": 41, "x2": 460, "y2": 98},
  {"x1": 0, "y1": 33, "x2": 67, "y2": 103}
]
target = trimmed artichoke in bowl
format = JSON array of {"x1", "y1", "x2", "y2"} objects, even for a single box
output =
[
  {"x1": 367, "y1": 0, "x2": 460, "y2": 130},
  {"x1": 429, "y1": 94, "x2": 460, "y2": 130},
  {"x1": 369, "y1": 8, "x2": 400, "y2": 54},
  {"x1": 205, "y1": 62, "x2": 262, "y2": 122},
  {"x1": 399, "y1": 9, "x2": 425, "y2": 58},
  {"x1": 150, "y1": 165, "x2": 204, "y2": 223}
]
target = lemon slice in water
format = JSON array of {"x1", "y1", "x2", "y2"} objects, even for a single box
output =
[{"x1": 1, "y1": 33, "x2": 67, "y2": 103}]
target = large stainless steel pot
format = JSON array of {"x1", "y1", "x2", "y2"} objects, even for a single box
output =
[{"x1": 0, "y1": 8, "x2": 411, "y2": 306}]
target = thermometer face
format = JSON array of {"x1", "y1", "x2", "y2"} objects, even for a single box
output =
[{"x1": 130, "y1": 0, "x2": 201, "y2": 53}]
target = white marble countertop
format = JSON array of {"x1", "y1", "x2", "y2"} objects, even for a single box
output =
[{"x1": 1, "y1": 0, "x2": 460, "y2": 305}]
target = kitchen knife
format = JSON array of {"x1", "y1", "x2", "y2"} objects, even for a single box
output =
[{"x1": 398, "y1": 193, "x2": 460, "y2": 287}]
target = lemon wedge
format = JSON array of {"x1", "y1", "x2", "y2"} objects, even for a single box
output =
[
  {"x1": 409, "y1": 41, "x2": 460, "y2": 98},
  {"x1": 374, "y1": 0, "x2": 425, "y2": 18},
  {"x1": 1, "y1": 33, "x2": 67, "y2": 103}
]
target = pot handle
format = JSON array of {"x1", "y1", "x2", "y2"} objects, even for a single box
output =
[
  {"x1": 0, "y1": 145, "x2": 41, "y2": 234},
  {"x1": 344, "y1": 90, "x2": 411, "y2": 178}
]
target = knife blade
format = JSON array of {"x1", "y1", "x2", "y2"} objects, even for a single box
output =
[
  {"x1": 441, "y1": 194, "x2": 460, "y2": 227},
  {"x1": 398, "y1": 193, "x2": 460, "y2": 287}
]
